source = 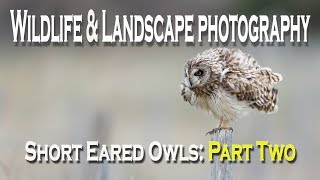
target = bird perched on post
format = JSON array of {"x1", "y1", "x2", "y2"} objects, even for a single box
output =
[{"x1": 180, "y1": 47, "x2": 282, "y2": 134}]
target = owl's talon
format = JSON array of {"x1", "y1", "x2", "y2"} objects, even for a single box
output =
[
  {"x1": 205, "y1": 128, "x2": 220, "y2": 135},
  {"x1": 205, "y1": 127, "x2": 233, "y2": 135}
]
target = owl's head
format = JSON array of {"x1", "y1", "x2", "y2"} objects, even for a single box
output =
[{"x1": 183, "y1": 59, "x2": 212, "y2": 89}]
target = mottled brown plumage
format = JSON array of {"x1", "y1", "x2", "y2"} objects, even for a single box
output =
[{"x1": 180, "y1": 47, "x2": 282, "y2": 131}]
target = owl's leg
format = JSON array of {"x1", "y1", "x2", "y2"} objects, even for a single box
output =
[{"x1": 205, "y1": 120, "x2": 233, "y2": 135}]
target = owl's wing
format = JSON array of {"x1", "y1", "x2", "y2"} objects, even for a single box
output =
[{"x1": 221, "y1": 50, "x2": 282, "y2": 113}]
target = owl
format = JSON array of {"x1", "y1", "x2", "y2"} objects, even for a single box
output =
[{"x1": 180, "y1": 47, "x2": 282, "y2": 134}]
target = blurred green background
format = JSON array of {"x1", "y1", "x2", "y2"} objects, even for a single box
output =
[{"x1": 0, "y1": 0, "x2": 319, "y2": 179}]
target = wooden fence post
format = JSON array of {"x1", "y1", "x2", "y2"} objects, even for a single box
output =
[{"x1": 210, "y1": 129, "x2": 233, "y2": 180}]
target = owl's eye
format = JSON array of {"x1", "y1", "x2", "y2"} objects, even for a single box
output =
[{"x1": 194, "y1": 70, "x2": 204, "y2": 76}]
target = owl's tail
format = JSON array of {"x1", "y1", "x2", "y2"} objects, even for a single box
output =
[
  {"x1": 266, "y1": 88, "x2": 279, "y2": 113},
  {"x1": 250, "y1": 86, "x2": 280, "y2": 113}
]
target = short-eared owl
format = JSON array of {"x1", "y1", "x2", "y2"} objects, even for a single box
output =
[{"x1": 180, "y1": 47, "x2": 282, "y2": 134}]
